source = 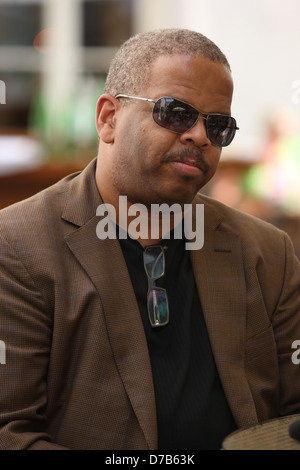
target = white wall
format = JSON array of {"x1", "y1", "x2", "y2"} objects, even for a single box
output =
[{"x1": 133, "y1": 0, "x2": 300, "y2": 159}]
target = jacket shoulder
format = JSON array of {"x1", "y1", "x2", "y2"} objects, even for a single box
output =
[
  {"x1": 195, "y1": 192, "x2": 288, "y2": 249},
  {"x1": 0, "y1": 158, "x2": 98, "y2": 241}
]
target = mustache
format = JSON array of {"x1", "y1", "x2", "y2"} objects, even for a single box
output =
[{"x1": 162, "y1": 148, "x2": 210, "y2": 173}]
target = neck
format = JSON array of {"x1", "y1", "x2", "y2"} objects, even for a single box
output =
[
  {"x1": 116, "y1": 195, "x2": 185, "y2": 247},
  {"x1": 95, "y1": 161, "x2": 185, "y2": 246}
]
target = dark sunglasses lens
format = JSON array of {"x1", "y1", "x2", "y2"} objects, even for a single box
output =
[
  {"x1": 148, "y1": 288, "x2": 169, "y2": 327},
  {"x1": 153, "y1": 97, "x2": 199, "y2": 133},
  {"x1": 144, "y1": 246, "x2": 164, "y2": 279},
  {"x1": 207, "y1": 115, "x2": 236, "y2": 147}
]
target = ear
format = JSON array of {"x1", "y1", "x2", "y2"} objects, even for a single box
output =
[{"x1": 95, "y1": 94, "x2": 120, "y2": 143}]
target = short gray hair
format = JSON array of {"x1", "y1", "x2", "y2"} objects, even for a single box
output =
[{"x1": 104, "y1": 28, "x2": 231, "y2": 97}]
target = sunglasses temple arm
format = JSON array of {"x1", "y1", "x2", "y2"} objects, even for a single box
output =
[{"x1": 115, "y1": 94, "x2": 156, "y2": 104}]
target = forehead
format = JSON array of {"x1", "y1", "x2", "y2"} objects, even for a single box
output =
[{"x1": 144, "y1": 55, "x2": 234, "y2": 114}]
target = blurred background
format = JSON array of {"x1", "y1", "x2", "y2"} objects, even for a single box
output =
[{"x1": 0, "y1": 0, "x2": 299, "y2": 257}]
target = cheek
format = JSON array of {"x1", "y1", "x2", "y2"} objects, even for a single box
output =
[
  {"x1": 205, "y1": 150, "x2": 222, "y2": 181},
  {"x1": 118, "y1": 114, "x2": 149, "y2": 151},
  {"x1": 127, "y1": 127, "x2": 169, "y2": 170}
]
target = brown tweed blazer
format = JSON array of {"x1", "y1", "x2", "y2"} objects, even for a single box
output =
[{"x1": 0, "y1": 158, "x2": 300, "y2": 450}]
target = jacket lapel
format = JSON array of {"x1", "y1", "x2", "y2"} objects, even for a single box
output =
[
  {"x1": 190, "y1": 196, "x2": 258, "y2": 429},
  {"x1": 61, "y1": 159, "x2": 257, "y2": 442},
  {"x1": 62, "y1": 160, "x2": 157, "y2": 450}
]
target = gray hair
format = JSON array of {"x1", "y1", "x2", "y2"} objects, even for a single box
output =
[{"x1": 104, "y1": 28, "x2": 231, "y2": 97}]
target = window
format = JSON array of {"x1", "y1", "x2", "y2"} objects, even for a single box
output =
[
  {"x1": 0, "y1": 0, "x2": 134, "y2": 135},
  {"x1": 0, "y1": 4, "x2": 41, "y2": 46},
  {"x1": 84, "y1": 0, "x2": 133, "y2": 47}
]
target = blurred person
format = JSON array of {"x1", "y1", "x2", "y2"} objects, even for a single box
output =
[
  {"x1": 245, "y1": 108, "x2": 300, "y2": 216},
  {"x1": 0, "y1": 29, "x2": 300, "y2": 451}
]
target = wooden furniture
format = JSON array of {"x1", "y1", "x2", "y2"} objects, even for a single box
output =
[{"x1": 0, "y1": 161, "x2": 85, "y2": 209}]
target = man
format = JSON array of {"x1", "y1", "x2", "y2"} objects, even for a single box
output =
[{"x1": 0, "y1": 28, "x2": 300, "y2": 450}]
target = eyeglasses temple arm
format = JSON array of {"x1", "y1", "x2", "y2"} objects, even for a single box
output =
[{"x1": 115, "y1": 94, "x2": 156, "y2": 104}]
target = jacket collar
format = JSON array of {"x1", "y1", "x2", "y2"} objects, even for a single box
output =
[
  {"x1": 190, "y1": 194, "x2": 258, "y2": 428},
  {"x1": 62, "y1": 158, "x2": 101, "y2": 227}
]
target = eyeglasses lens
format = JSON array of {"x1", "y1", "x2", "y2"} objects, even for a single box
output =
[
  {"x1": 144, "y1": 246, "x2": 169, "y2": 327},
  {"x1": 153, "y1": 97, "x2": 198, "y2": 134},
  {"x1": 148, "y1": 288, "x2": 169, "y2": 326},
  {"x1": 144, "y1": 246, "x2": 165, "y2": 279},
  {"x1": 206, "y1": 115, "x2": 235, "y2": 147},
  {"x1": 153, "y1": 97, "x2": 236, "y2": 147}
]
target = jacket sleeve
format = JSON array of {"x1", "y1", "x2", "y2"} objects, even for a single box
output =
[
  {"x1": 272, "y1": 231, "x2": 300, "y2": 416},
  {"x1": 0, "y1": 234, "x2": 69, "y2": 450}
]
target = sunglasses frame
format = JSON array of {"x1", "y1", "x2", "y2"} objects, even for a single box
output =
[{"x1": 115, "y1": 93, "x2": 239, "y2": 147}]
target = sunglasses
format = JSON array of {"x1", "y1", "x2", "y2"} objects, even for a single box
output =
[
  {"x1": 143, "y1": 245, "x2": 169, "y2": 328},
  {"x1": 115, "y1": 94, "x2": 239, "y2": 147}
]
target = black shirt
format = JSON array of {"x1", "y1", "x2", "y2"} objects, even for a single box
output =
[{"x1": 119, "y1": 232, "x2": 236, "y2": 450}]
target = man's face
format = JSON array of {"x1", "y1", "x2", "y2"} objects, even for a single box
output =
[{"x1": 99, "y1": 54, "x2": 234, "y2": 207}]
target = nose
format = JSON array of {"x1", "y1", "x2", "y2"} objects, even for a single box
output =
[{"x1": 179, "y1": 118, "x2": 211, "y2": 148}]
